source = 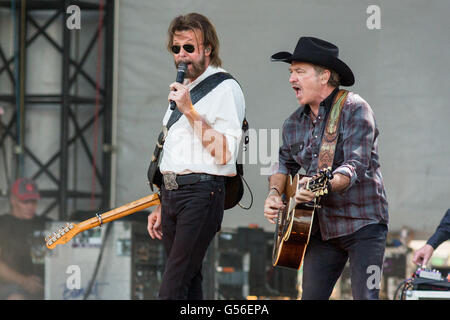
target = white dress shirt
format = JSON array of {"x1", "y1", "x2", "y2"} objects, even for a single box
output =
[{"x1": 159, "y1": 66, "x2": 246, "y2": 176}]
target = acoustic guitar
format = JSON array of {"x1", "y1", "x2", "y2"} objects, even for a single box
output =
[
  {"x1": 272, "y1": 168, "x2": 333, "y2": 270},
  {"x1": 45, "y1": 193, "x2": 160, "y2": 250}
]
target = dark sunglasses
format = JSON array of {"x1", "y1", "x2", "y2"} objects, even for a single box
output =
[{"x1": 171, "y1": 44, "x2": 195, "y2": 54}]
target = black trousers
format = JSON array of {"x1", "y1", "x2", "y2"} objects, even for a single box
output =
[
  {"x1": 301, "y1": 222, "x2": 388, "y2": 300},
  {"x1": 158, "y1": 179, "x2": 225, "y2": 300}
]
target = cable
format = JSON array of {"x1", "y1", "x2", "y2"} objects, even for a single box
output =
[
  {"x1": 83, "y1": 222, "x2": 112, "y2": 300},
  {"x1": 84, "y1": 1, "x2": 108, "y2": 299},
  {"x1": 18, "y1": 0, "x2": 25, "y2": 176},
  {"x1": 393, "y1": 279, "x2": 407, "y2": 300},
  {"x1": 238, "y1": 175, "x2": 253, "y2": 210},
  {"x1": 11, "y1": 0, "x2": 19, "y2": 179},
  {"x1": 237, "y1": 119, "x2": 252, "y2": 210},
  {"x1": 393, "y1": 277, "x2": 414, "y2": 300}
]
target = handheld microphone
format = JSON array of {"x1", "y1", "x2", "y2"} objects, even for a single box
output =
[{"x1": 169, "y1": 62, "x2": 187, "y2": 110}]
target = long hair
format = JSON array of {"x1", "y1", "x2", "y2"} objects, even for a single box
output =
[{"x1": 167, "y1": 13, "x2": 222, "y2": 67}]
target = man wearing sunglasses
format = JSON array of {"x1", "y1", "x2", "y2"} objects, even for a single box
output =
[{"x1": 147, "y1": 13, "x2": 245, "y2": 300}]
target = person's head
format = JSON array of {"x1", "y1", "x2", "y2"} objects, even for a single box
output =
[
  {"x1": 9, "y1": 178, "x2": 40, "y2": 220},
  {"x1": 167, "y1": 13, "x2": 221, "y2": 81},
  {"x1": 289, "y1": 62, "x2": 341, "y2": 106},
  {"x1": 271, "y1": 36, "x2": 354, "y2": 105}
]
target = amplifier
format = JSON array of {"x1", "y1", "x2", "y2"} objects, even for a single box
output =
[{"x1": 44, "y1": 220, "x2": 164, "y2": 300}]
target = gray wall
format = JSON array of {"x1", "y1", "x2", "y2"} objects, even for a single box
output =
[
  {"x1": 115, "y1": 0, "x2": 450, "y2": 235},
  {"x1": 116, "y1": 0, "x2": 450, "y2": 235}
]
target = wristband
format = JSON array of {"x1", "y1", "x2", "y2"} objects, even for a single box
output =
[{"x1": 269, "y1": 187, "x2": 280, "y2": 196}]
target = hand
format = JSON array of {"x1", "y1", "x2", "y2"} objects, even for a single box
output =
[
  {"x1": 264, "y1": 193, "x2": 285, "y2": 224},
  {"x1": 294, "y1": 176, "x2": 316, "y2": 204},
  {"x1": 20, "y1": 275, "x2": 43, "y2": 295},
  {"x1": 412, "y1": 244, "x2": 434, "y2": 267},
  {"x1": 147, "y1": 205, "x2": 163, "y2": 240},
  {"x1": 168, "y1": 82, "x2": 194, "y2": 115}
]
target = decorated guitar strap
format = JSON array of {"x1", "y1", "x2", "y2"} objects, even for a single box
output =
[{"x1": 317, "y1": 89, "x2": 349, "y2": 171}]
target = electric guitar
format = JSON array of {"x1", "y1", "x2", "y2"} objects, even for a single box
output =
[
  {"x1": 272, "y1": 168, "x2": 333, "y2": 270},
  {"x1": 45, "y1": 193, "x2": 160, "y2": 250}
]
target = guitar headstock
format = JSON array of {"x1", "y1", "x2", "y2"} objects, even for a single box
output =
[
  {"x1": 45, "y1": 222, "x2": 81, "y2": 250},
  {"x1": 306, "y1": 167, "x2": 334, "y2": 197}
]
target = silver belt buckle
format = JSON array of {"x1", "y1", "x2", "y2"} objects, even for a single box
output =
[{"x1": 163, "y1": 172, "x2": 178, "y2": 190}]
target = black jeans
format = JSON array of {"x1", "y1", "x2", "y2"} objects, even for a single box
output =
[
  {"x1": 301, "y1": 222, "x2": 388, "y2": 300},
  {"x1": 158, "y1": 179, "x2": 225, "y2": 300}
]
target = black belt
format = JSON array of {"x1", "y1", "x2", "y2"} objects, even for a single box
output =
[{"x1": 163, "y1": 172, "x2": 225, "y2": 190}]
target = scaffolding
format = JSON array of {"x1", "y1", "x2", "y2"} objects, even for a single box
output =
[{"x1": 0, "y1": 0, "x2": 115, "y2": 219}]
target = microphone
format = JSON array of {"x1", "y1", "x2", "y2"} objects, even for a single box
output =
[{"x1": 169, "y1": 62, "x2": 187, "y2": 110}]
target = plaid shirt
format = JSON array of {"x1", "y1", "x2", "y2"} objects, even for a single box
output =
[{"x1": 278, "y1": 88, "x2": 389, "y2": 240}]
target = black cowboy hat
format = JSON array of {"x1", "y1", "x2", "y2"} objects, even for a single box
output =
[{"x1": 271, "y1": 36, "x2": 355, "y2": 86}]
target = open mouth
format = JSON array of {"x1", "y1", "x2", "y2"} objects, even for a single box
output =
[
  {"x1": 292, "y1": 86, "x2": 302, "y2": 98},
  {"x1": 184, "y1": 62, "x2": 194, "y2": 72}
]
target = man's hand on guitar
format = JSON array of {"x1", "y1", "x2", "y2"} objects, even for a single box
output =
[
  {"x1": 147, "y1": 205, "x2": 163, "y2": 240},
  {"x1": 294, "y1": 176, "x2": 316, "y2": 204},
  {"x1": 264, "y1": 192, "x2": 285, "y2": 224}
]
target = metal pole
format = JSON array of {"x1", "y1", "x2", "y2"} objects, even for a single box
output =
[
  {"x1": 102, "y1": 0, "x2": 114, "y2": 210},
  {"x1": 60, "y1": 0, "x2": 71, "y2": 220}
]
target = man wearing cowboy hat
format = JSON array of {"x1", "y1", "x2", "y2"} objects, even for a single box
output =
[{"x1": 264, "y1": 37, "x2": 389, "y2": 300}]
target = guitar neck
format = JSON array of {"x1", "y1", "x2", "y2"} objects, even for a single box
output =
[
  {"x1": 46, "y1": 193, "x2": 161, "y2": 249},
  {"x1": 78, "y1": 193, "x2": 160, "y2": 232}
]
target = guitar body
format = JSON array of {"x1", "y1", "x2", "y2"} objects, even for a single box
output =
[
  {"x1": 272, "y1": 168, "x2": 332, "y2": 270},
  {"x1": 272, "y1": 205, "x2": 315, "y2": 269},
  {"x1": 272, "y1": 174, "x2": 315, "y2": 269}
]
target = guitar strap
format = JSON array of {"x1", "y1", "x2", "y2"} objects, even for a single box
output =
[
  {"x1": 317, "y1": 89, "x2": 349, "y2": 171},
  {"x1": 147, "y1": 72, "x2": 244, "y2": 191}
]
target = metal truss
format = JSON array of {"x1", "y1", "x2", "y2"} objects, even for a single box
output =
[{"x1": 0, "y1": 0, "x2": 115, "y2": 220}]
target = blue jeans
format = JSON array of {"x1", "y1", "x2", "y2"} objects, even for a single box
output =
[{"x1": 301, "y1": 222, "x2": 388, "y2": 300}]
